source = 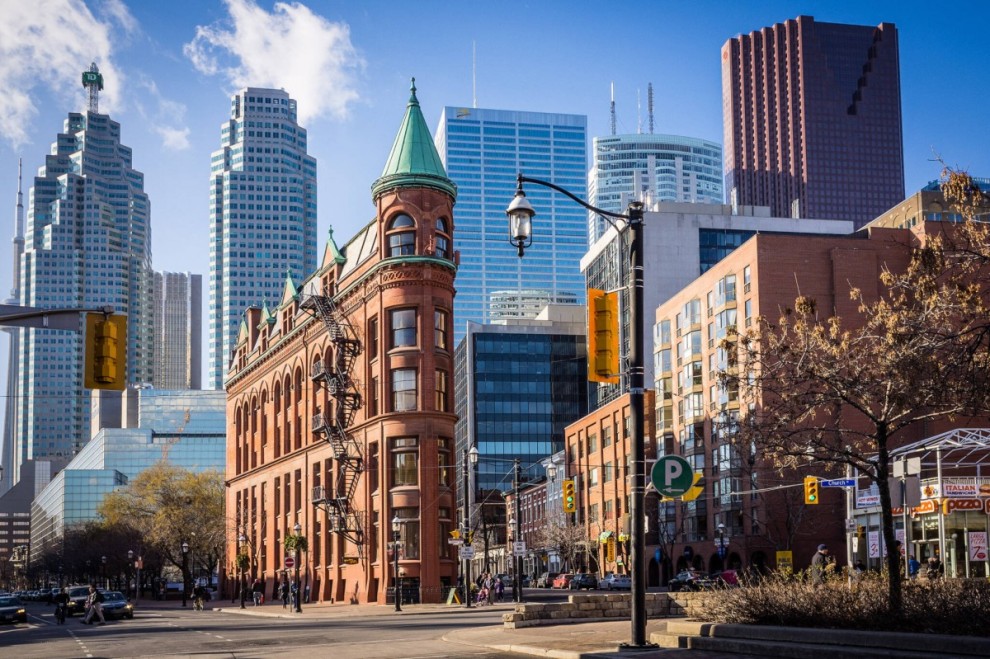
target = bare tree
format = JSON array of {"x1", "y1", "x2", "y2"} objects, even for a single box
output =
[{"x1": 534, "y1": 516, "x2": 586, "y2": 573}]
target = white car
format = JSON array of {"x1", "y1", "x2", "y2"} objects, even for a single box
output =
[{"x1": 601, "y1": 573, "x2": 631, "y2": 590}]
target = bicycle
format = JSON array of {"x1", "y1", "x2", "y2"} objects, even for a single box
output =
[{"x1": 54, "y1": 603, "x2": 67, "y2": 624}]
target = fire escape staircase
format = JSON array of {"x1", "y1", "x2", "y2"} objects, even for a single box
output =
[{"x1": 302, "y1": 292, "x2": 364, "y2": 546}]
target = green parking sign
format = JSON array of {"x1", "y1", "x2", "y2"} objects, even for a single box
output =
[{"x1": 651, "y1": 455, "x2": 694, "y2": 497}]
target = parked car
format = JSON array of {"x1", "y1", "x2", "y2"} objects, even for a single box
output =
[
  {"x1": 100, "y1": 591, "x2": 134, "y2": 620},
  {"x1": 535, "y1": 572, "x2": 559, "y2": 588},
  {"x1": 668, "y1": 570, "x2": 716, "y2": 592},
  {"x1": 65, "y1": 586, "x2": 93, "y2": 617},
  {"x1": 600, "y1": 573, "x2": 632, "y2": 590},
  {"x1": 551, "y1": 573, "x2": 574, "y2": 589},
  {"x1": 712, "y1": 569, "x2": 739, "y2": 587},
  {"x1": 569, "y1": 573, "x2": 598, "y2": 590},
  {"x1": 0, "y1": 595, "x2": 27, "y2": 624}
]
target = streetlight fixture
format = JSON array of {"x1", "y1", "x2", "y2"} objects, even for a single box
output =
[
  {"x1": 717, "y1": 523, "x2": 727, "y2": 565},
  {"x1": 507, "y1": 174, "x2": 652, "y2": 650},
  {"x1": 181, "y1": 541, "x2": 189, "y2": 607},
  {"x1": 101, "y1": 555, "x2": 107, "y2": 590},
  {"x1": 512, "y1": 459, "x2": 524, "y2": 604},
  {"x1": 461, "y1": 446, "x2": 479, "y2": 608},
  {"x1": 238, "y1": 533, "x2": 247, "y2": 609},
  {"x1": 127, "y1": 550, "x2": 134, "y2": 600},
  {"x1": 391, "y1": 515, "x2": 403, "y2": 612},
  {"x1": 293, "y1": 522, "x2": 303, "y2": 613}
]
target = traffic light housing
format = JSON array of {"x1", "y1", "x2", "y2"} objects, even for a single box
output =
[
  {"x1": 562, "y1": 479, "x2": 576, "y2": 513},
  {"x1": 587, "y1": 288, "x2": 619, "y2": 384},
  {"x1": 84, "y1": 313, "x2": 127, "y2": 390},
  {"x1": 804, "y1": 476, "x2": 819, "y2": 505}
]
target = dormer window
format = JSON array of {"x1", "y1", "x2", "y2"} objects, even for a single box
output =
[
  {"x1": 435, "y1": 217, "x2": 451, "y2": 260},
  {"x1": 387, "y1": 213, "x2": 416, "y2": 256}
]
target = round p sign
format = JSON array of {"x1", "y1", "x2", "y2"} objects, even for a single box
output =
[{"x1": 651, "y1": 455, "x2": 694, "y2": 498}]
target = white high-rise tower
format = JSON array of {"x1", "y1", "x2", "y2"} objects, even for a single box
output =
[
  {"x1": 207, "y1": 88, "x2": 317, "y2": 388},
  {"x1": 0, "y1": 159, "x2": 25, "y2": 493},
  {"x1": 13, "y1": 70, "x2": 153, "y2": 479}
]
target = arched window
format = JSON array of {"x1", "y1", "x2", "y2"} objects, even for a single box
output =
[
  {"x1": 435, "y1": 217, "x2": 451, "y2": 260},
  {"x1": 387, "y1": 213, "x2": 416, "y2": 256}
]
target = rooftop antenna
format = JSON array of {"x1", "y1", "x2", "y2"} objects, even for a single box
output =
[
  {"x1": 472, "y1": 41, "x2": 477, "y2": 108},
  {"x1": 648, "y1": 82, "x2": 654, "y2": 135},
  {"x1": 609, "y1": 82, "x2": 616, "y2": 136},
  {"x1": 637, "y1": 88, "x2": 642, "y2": 134},
  {"x1": 82, "y1": 62, "x2": 104, "y2": 114}
]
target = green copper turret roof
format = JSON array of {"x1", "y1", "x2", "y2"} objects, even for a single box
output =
[{"x1": 371, "y1": 78, "x2": 457, "y2": 201}]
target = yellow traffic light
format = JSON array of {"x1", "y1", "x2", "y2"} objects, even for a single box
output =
[
  {"x1": 587, "y1": 288, "x2": 619, "y2": 384},
  {"x1": 804, "y1": 476, "x2": 819, "y2": 505},
  {"x1": 562, "y1": 479, "x2": 576, "y2": 514},
  {"x1": 84, "y1": 313, "x2": 127, "y2": 390}
]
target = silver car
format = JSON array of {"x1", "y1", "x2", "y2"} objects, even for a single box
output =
[{"x1": 601, "y1": 573, "x2": 631, "y2": 590}]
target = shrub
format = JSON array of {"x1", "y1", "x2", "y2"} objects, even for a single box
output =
[{"x1": 699, "y1": 570, "x2": 990, "y2": 637}]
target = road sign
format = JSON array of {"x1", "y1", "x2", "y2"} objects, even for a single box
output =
[
  {"x1": 651, "y1": 455, "x2": 694, "y2": 497},
  {"x1": 512, "y1": 541, "x2": 527, "y2": 557},
  {"x1": 459, "y1": 546, "x2": 476, "y2": 560},
  {"x1": 284, "y1": 555, "x2": 295, "y2": 569},
  {"x1": 448, "y1": 538, "x2": 463, "y2": 545},
  {"x1": 821, "y1": 478, "x2": 855, "y2": 488}
]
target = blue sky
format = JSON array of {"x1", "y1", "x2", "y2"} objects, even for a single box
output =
[{"x1": 1, "y1": 0, "x2": 989, "y2": 389}]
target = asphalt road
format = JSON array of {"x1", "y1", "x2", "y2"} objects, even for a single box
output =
[{"x1": 0, "y1": 601, "x2": 520, "y2": 659}]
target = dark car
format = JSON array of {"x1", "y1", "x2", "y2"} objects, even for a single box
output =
[
  {"x1": 668, "y1": 570, "x2": 716, "y2": 592},
  {"x1": 65, "y1": 586, "x2": 93, "y2": 617},
  {"x1": 569, "y1": 573, "x2": 598, "y2": 590},
  {"x1": 100, "y1": 591, "x2": 134, "y2": 620},
  {"x1": 0, "y1": 595, "x2": 27, "y2": 624},
  {"x1": 535, "y1": 572, "x2": 559, "y2": 588}
]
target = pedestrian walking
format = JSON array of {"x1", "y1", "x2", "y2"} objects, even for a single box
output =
[
  {"x1": 251, "y1": 578, "x2": 264, "y2": 605},
  {"x1": 290, "y1": 580, "x2": 299, "y2": 611},
  {"x1": 494, "y1": 577, "x2": 504, "y2": 603},
  {"x1": 908, "y1": 556, "x2": 921, "y2": 580},
  {"x1": 82, "y1": 584, "x2": 106, "y2": 625},
  {"x1": 279, "y1": 574, "x2": 290, "y2": 609},
  {"x1": 810, "y1": 544, "x2": 829, "y2": 586}
]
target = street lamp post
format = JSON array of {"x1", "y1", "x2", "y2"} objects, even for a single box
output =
[
  {"x1": 127, "y1": 550, "x2": 134, "y2": 600},
  {"x1": 238, "y1": 533, "x2": 247, "y2": 609},
  {"x1": 512, "y1": 459, "x2": 524, "y2": 604},
  {"x1": 508, "y1": 175, "x2": 652, "y2": 649},
  {"x1": 462, "y1": 446, "x2": 479, "y2": 608},
  {"x1": 101, "y1": 555, "x2": 107, "y2": 590},
  {"x1": 293, "y1": 522, "x2": 303, "y2": 613},
  {"x1": 717, "y1": 523, "x2": 727, "y2": 566},
  {"x1": 181, "y1": 541, "x2": 189, "y2": 607},
  {"x1": 392, "y1": 515, "x2": 402, "y2": 612}
]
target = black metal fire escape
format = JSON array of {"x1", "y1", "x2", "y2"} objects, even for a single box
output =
[{"x1": 303, "y1": 292, "x2": 364, "y2": 546}]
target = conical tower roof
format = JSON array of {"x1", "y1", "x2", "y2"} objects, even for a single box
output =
[{"x1": 371, "y1": 78, "x2": 457, "y2": 201}]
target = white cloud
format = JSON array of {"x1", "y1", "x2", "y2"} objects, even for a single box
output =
[
  {"x1": 184, "y1": 0, "x2": 364, "y2": 125},
  {"x1": 102, "y1": 0, "x2": 139, "y2": 37},
  {"x1": 136, "y1": 77, "x2": 191, "y2": 151},
  {"x1": 0, "y1": 0, "x2": 126, "y2": 148}
]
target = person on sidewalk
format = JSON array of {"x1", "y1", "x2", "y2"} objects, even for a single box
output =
[
  {"x1": 251, "y1": 578, "x2": 264, "y2": 606},
  {"x1": 279, "y1": 574, "x2": 290, "y2": 609},
  {"x1": 82, "y1": 584, "x2": 106, "y2": 625},
  {"x1": 810, "y1": 544, "x2": 829, "y2": 586}
]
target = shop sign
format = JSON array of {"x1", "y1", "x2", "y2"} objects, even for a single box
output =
[
  {"x1": 868, "y1": 531, "x2": 882, "y2": 558},
  {"x1": 986, "y1": 499, "x2": 990, "y2": 515},
  {"x1": 969, "y1": 532, "x2": 988, "y2": 562},
  {"x1": 857, "y1": 491, "x2": 880, "y2": 508},
  {"x1": 909, "y1": 500, "x2": 937, "y2": 517},
  {"x1": 944, "y1": 498, "x2": 983, "y2": 514},
  {"x1": 922, "y1": 478, "x2": 990, "y2": 500},
  {"x1": 776, "y1": 551, "x2": 793, "y2": 571}
]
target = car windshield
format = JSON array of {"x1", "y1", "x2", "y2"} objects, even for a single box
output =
[
  {"x1": 104, "y1": 592, "x2": 124, "y2": 602},
  {"x1": 0, "y1": 596, "x2": 20, "y2": 605}
]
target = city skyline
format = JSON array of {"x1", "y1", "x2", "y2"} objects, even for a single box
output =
[{"x1": 1, "y1": 0, "x2": 989, "y2": 399}]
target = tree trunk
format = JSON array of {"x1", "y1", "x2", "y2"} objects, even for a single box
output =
[{"x1": 876, "y1": 429, "x2": 903, "y2": 612}]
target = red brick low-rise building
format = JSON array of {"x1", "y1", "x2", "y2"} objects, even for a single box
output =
[{"x1": 225, "y1": 82, "x2": 459, "y2": 604}]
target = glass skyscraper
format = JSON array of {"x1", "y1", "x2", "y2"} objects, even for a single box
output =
[
  {"x1": 153, "y1": 271, "x2": 202, "y2": 390},
  {"x1": 588, "y1": 134, "x2": 723, "y2": 244},
  {"x1": 208, "y1": 88, "x2": 317, "y2": 388},
  {"x1": 434, "y1": 107, "x2": 588, "y2": 344},
  {"x1": 454, "y1": 307, "x2": 588, "y2": 505},
  {"x1": 14, "y1": 110, "x2": 153, "y2": 482}
]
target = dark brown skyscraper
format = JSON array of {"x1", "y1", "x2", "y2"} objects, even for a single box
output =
[{"x1": 722, "y1": 16, "x2": 904, "y2": 228}]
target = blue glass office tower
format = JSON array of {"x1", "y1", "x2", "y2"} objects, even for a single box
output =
[{"x1": 434, "y1": 107, "x2": 588, "y2": 344}]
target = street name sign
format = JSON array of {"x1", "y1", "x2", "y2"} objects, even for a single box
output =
[
  {"x1": 821, "y1": 479, "x2": 855, "y2": 488},
  {"x1": 651, "y1": 455, "x2": 694, "y2": 497}
]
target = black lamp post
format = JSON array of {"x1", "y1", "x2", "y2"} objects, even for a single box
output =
[
  {"x1": 293, "y1": 522, "x2": 303, "y2": 613},
  {"x1": 462, "y1": 446, "x2": 478, "y2": 608},
  {"x1": 512, "y1": 459, "x2": 524, "y2": 603},
  {"x1": 181, "y1": 541, "x2": 189, "y2": 607},
  {"x1": 238, "y1": 533, "x2": 247, "y2": 609},
  {"x1": 127, "y1": 550, "x2": 134, "y2": 599},
  {"x1": 392, "y1": 515, "x2": 402, "y2": 612},
  {"x1": 717, "y1": 523, "x2": 727, "y2": 566},
  {"x1": 508, "y1": 175, "x2": 653, "y2": 649},
  {"x1": 101, "y1": 555, "x2": 107, "y2": 590}
]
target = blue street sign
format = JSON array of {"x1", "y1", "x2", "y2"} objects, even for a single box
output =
[{"x1": 821, "y1": 478, "x2": 855, "y2": 488}]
